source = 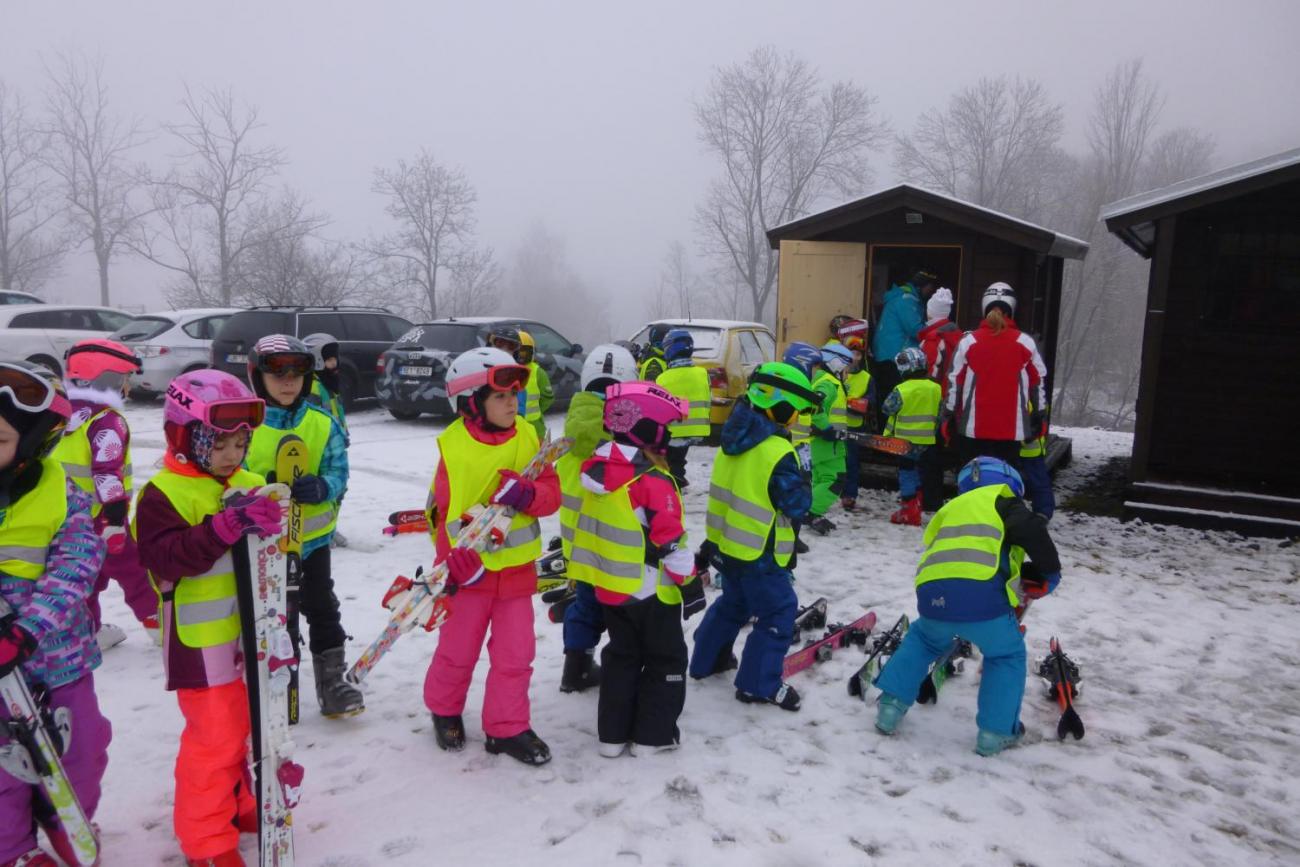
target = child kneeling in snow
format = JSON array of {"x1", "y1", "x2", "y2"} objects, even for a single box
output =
[
  {"x1": 423, "y1": 348, "x2": 560, "y2": 766},
  {"x1": 567, "y1": 382, "x2": 703, "y2": 757},
  {"x1": 872, "y1": 456, "x2": 1062, "y2": 756}
]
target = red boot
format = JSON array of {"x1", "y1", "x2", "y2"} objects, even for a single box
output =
[
  {"x1": 889, "y1": 494, "x2": 922, "y2": 526},
  {"x1": 2, "y1": 850, "x2": 59, "y2": 867}
]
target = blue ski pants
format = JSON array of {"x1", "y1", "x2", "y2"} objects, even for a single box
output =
[
  {"x1": 563, "y1": 580, "x2": 605, "y2": 652},
  {"x1": 688, "y1": 557, "x2": 796, "y2": 698},
  {"x1": 874, "y1": 612, "x2": 1026, "y2": 736},
  {"x1": 1019, "y1": 455, "x2": 1055, "y2": 519}
]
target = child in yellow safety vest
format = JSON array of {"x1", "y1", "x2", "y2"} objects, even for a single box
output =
[
  {"x1": 883, "y1": 347, "x2": 943, "y2": 526},
  {"x1": 806, "y1": 342, "x2": 853, "y2": 536},
  {"x1": 515, "y1": 331, "x2": 553, "y2": 441},
  {"x1": 836, "y1": 319, "x2": 873, "y2": 510},
  {"x1": 655, "y1": 328, "x2": 711, "y2": 490},
  {"x1": 134, "y1": 369, "x2": 288, "y2": 866},
  {"x1": 567, "y1": 382, "x2": 703, "y2": 757}
]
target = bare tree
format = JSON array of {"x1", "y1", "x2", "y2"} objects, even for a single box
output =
[
  {"x1": 695, "y1": 46, "x2": 887, "y2": 322},
  {"x1": 895, "y1": 76, "x2": 1066, "y2": 219},
  {"x1": 369, "y1": 150, "x2": 478, "y2": 319},
  {"x1": 646, "y1": 240, "x2": 706, "y2": 320},
  {"x1": 133, "y1": 86, "x2": 290, "y2": 306},
  {"x1": 1086, "y1": 59, "x2": 1164, "y2": 205},
  {"x1": 42, "y1": 52, "x2": 144, "y2": 305},
  {"x1": 228, "y1": 190, "x2": 342, "y2": 307},
  {"x1": 506, "y1": 221, "x2": 611, "y2": 348},
  {"x1": 0, "y1": 82, "x2": 69, "y2": 294},
  {"x1": 1142, "y1": 127, "x2": 1216, "y2": 191},
  {"x1": 443, "y1": 245, "x2": 503, "y2": 318}
]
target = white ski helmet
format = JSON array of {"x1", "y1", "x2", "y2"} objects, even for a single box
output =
[
  {"x1": 982, "y1": 282, "x2": 1017, "y2": 316},
  {"x1": 302, "y1": 332, "x2": 340, "y2": 372},
  {"x1": 445, "y1": 347, "x2": 528, "y2": 414},
  {"x1": 580, "y1": 343, "x2": 638, "y2": 393}
]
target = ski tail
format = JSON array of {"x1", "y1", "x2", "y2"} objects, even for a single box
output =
[
  {"x1": 275, "y1": 434, "x2": 308, "y2": 726},
  {"x1": 1049, "y1": 636, "x2": 1085, "y2": 741}
]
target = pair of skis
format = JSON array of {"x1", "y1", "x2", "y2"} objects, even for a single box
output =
[
  {"x1": 832, "y1": 429, "x2": 913, "y2": 456},
  {"x1": 783, "y1": 611, "x2": 875, "y2": 678},
  {"x1": 847, "y1": 614, "x2": 910, "y2": 699}
]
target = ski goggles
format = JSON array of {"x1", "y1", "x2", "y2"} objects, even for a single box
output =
[
  {"x1": 257, "y1": 353, "x2": 314, "y2": 378},
  {"x1": 167, "y1": 380, "x2": 266, "y2": 432},
  {"x1": 0, "y1": 362, "x2": 72, "y2": 418},
  {"x1": 448, "y1": 363, "x2": 530, "y2": 398}
]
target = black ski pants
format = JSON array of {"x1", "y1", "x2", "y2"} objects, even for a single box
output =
[
  {"x1": 955, "y1": 436, "x2": 1022, "y2": 470},
  {"x1": 599, "y1": 596, "x2": 687, "y2": 748},
  {"x1": 665, "y1": 444, "x2": 691, "y2": 489},
  {"x1": 293, "y1": 545, "x2": 347, "y2": 656}
]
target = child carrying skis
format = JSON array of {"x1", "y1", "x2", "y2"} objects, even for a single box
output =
[
  {"x1": 244, "y1": 335, "x2": 364, "y2": 718},
  {"x1": 872, "y1": 457, "x2": 1062, "y2": 756},
  {"x1": 654, "y1": 329, "x2": 710, "y2": 490},
  {"x1": 50, "y1": 339, "x2": 159, "y2": 646},
  {"x1": 806, "y1": 343, "x2": 854, "y2": 536},
  {"x1": 0, "y1": 362, "x2": 111, "y2": 867},
  {"x1": 133, "y1": 369, "x2": 281, "y2": 867},
  {"x1": 689, "y1": 362, "x2": 818, "y2": 711},
  {"x1": 882, "y1": 347, "x2": 943, "y2": 525},
  {"x1": 836, "y1": 320, "x2": 872, "y2": 511},
  {"x1": 424, "y1": 347, "x2": 560, "y2": 765},
  {"x1": 555, "y1": 343, "x2": 639, "y2": 694},
  {"x1": 567, "y1": 382, "x2": 703, "y2": 756}
]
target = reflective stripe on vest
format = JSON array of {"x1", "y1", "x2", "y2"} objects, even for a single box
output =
[
  {"x1": 885, "y1": 378, "x2": 942, "y2": 445},
  {"x1": 556, "y1": 452, "x2": 583, "y2": 558},
  {"x1": 914, "y1": 485, "x2": 1024, "y2": 607},
  {"x1": 845, "y1": 369, "x2": 871, "y2": 429},
  {"x1": 522, "y1": 362, "x2": 542, "y2": 424},
  {"x1": 705, "y1": 436, "x2": 796, "y2": 567},
  {"x1": 0, "y1": 459, "x2": 68, "y2": 580},
  {"x1": 137, "y1": 467, "x2": 265, "y2": 648},
  {"x1": 813, "y1": 371, "x2": 848, "y2": 433},
  {"x1": 435, "y1": 418, "x2": 543, "y2": 571},
  {"x1": 1020, "y1": 436, "x2": 1046, "y2": 458},
  {"x1": 567, "y1": 467, "x2": 681, "y2": 604},
  {"x1": 638, "y1": 356, "x2": 665, "y2": 382},
  {"x1": 247, "y1": 406, "x2": 338, "y2": 544},
  {"x1": 789, "y1": 412, "x2": 812, "y2": 446},
  {"x1": 657, "y1": 365, "x2": 712, "y2": 439},
  {"x1": 51, "y1": 409, "x2": 134, "y2": 518}
]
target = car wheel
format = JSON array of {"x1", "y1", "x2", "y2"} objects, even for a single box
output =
[
  {"x1": 388, "y1": 408, "x2": 421, "y2": 421},
  {"x1": 27, "y1": 354, "x2": 61, "y2": 378}
]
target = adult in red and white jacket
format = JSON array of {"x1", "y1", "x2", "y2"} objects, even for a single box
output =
[
  {"x1": 943, "y1": 282, "x2": 1047, "y2": 466},
  {"x1": 917, "y1": 287, "x2": 963, "y2": 399}
]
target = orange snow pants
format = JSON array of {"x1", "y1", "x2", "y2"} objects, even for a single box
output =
[{"x1": 174, "y1": 680, "x2": 255, "y2": 859}]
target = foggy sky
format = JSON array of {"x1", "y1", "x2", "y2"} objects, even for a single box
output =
[{"x1": 5, "y1": 0, "x2": 1299, "y2": 338}]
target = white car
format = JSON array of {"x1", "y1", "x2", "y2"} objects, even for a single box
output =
[
  {"x1": 0, "y1": 304, "x2": 138, "y2": 376},
  {"x1": 0, "y1": 290, "x2": 44, "y2": 305},
  {"x1": 110, "y1": 308, "x2": 239, "y2": 397}
]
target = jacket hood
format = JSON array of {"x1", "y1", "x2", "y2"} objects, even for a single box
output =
[
  {"x1": 580, "y1": 440, "x2": 653, "y2": 494},
  {"x1": 564, "y1": 390, "x2": 609, "y2": 459},
  {"x1": 884, "y1": 282, "x2": 916, "y2": 302},
  {"x1": 65, "y1": 384, "x2": 124, "y2": 432},
  {"x1": 720, "y1": 400, "x2": 782, "y2": 456}
]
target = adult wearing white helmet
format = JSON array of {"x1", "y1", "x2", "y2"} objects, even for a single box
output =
[{"x1": 942, "y1": 282, "x2": 1050, "y2": 469}]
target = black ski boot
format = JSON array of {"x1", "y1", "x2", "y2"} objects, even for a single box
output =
[
  {"x1": 690, "y1": 646, "x2": 738, "y2": 680},
  {"x1": 560, "y1": 650, "x2": 601, "y2": 693},
  {"x1": 807, "y1": 516, "x2": 836, "y2": 536},
  {"x1": 312, "y1": 648, "x2": 365, "y2": 718},
  {"x1": 485, "y1": 728, "x2": 552, "y2": 766},
  {"x1": 735, "y1": 682, "x2": 801, "y2": 712},
  {"x1": 794, "y1": 536, "x2": 810, "y2": 554},
  {"x1": 432, "y1": 713, "x2": 466, "y2": 751}
]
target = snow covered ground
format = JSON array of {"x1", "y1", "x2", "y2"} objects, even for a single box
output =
[{"x1": 90, "y1": 407, "x2": 1300, "y2": 866}]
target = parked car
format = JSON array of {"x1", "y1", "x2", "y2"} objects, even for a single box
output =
[
  {"x1": 375, "y1": 317, "x2": 585, "y2": 420},
  {"x1": 628, "y1": 319, "x2": 776, "y2": 436},
  {"x1": 210, "y1": 306, "x2": 413, "y2": 406},
  {"x1": 0, "y1": 304, "x2": 139, "y2": 376},
  {"x1": 109, "y1": 308, "x2": 239, "y2": 398},
  {"x1": 0, "y1": 290, "x2": 44, "y2": 305}
]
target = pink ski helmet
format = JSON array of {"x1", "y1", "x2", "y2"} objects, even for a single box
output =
[
  {"x1": 164, "y1": 369, "x2": 264, "y2": 459},
  {"x1": 64, "y1": 338, "x2": 141, "y2": 389},
  {"x1": 603, "y1": 381, "x2": 687, "y2": 451}
]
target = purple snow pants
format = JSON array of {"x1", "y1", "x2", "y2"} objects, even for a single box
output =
[{"x1": 0, "y1": 673, "x2": 112, "y2": 862}]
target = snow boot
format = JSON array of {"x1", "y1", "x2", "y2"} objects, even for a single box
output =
[
  {"x1": 735, "y1": 682, "x2": 801, "y2": 712},
  {"x1": 485, "y1": 728, "x2": 552, "y2": 766},
  {"x1": 794, "y1": 535, "x2": 810, "y2": 554},
  {"x1": 874, "y1": 693, "x2": 909, "y2": 735},
  {"x1": 559, "y1": 649, "x2": 601, "y2": 693},
  {"x1": 95, "y1": 622, "x2": 127, "y2": 651},
  {"x1": 186, "y1": 850, "x2": 245, "y2": 867},
  {"x1": 840, "y1": 495, "x2": 857, "y2": 511},
  {"x1": 631, "y1": 734, "x2": 680, "y2": 756},
  {"x1": 806, "y1": 515, "x2": 836, "y2": 536},
  {"x1": 142, "y1": 612, "x2": 162, "y2": 646},
  {"x1": 2, "y1": 850, "x2": 58, "y2": 867},
  {"x1": 975, "y1": 722, "x2": 1026, "y2": 757},
  {"x1": 331, "y1": 530, "x2": 349, "y2": 548},
  {"x1": 598, "y1": 741, "x2": 630, "y2": 759},
  {"x1": 432, "y1": 713, "x2": 466, "y2": 751},
  {"x1": 691, "y1": 646, "x2": 738, "y2": 680},
  {"x1": 312, "y1": 648, "x2": 365, "y2": 718},
  {"x1": 889, "y1": 494, "x2": 922, "y2": 526}
]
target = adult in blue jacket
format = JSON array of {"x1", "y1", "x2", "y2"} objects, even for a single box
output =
[{"x1": 872, "y1": 270, "x2": 938, "y2": 417}]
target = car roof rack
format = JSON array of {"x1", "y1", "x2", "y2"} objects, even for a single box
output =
[{"x1": 243, "y1": 305, "x2": 394, "y2": 313}]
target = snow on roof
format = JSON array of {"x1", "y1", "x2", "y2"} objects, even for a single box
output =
[
  {"x1": 643, "y1": 318, "x2": 769, "y2": 331},
  {"x1": 1101, "y1": 145, "x2": 1300, "y2": 223}
]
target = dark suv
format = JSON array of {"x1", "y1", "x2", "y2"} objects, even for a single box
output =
[
  {"x1": 211, "y1": 306, "x2": 412, "y2": 406},
  {"x1": 376, "y1": 317, "x2": 585, "y2": 420}
]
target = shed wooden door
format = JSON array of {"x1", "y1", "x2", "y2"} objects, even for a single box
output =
[{"x1": 776, "y1": 240, "x2": 867, "y2": 353}]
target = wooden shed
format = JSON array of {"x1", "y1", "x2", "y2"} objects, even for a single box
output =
[{"x1": 1102, "y1": 147, "x2": 1300, "y2": 536}]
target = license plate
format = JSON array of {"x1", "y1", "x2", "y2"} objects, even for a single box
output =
[
  {"x1": 399, "y1": 366, "x2": 433, "y2": 377},
  {"x1": 226, "y1": 353, "x2": 247, "y2": 364}
]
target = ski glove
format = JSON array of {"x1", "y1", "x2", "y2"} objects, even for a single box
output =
[
  {"x1": 680, "y1": 577, "x2": 706, "y2": 621},
  {"x1": 939, "y1": 414, "x2": 953, "y2": 445},
  {"x1": 291, "y1": 474, "x2": 331, "y2": 505},
  {"x1": 0, "y1": 617, "x2": 38, "y2": 679},
  {"x1": 814, "y1": 426, "x2": 838, "y2": 442},
  {"x1": 490, "y1": 470, "x2": 536, "y2": 512},
  {"x1": 443, "y1": 547, "x2": 487, "y2": 591},
  {"x1": 1020, "y1": 567, "x2": 1061, "y2": 599},
  {"x1": 212, "y1": 492, "x2": 285, "y2": 545}
]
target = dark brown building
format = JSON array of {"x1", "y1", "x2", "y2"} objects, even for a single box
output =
[{"x1": 1103, "y1": 146, "x2": 1300, "y2": 535}]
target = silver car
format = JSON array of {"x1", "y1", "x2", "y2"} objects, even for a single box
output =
[{"x1": 111, "y1": 308, "x2": 239, "y2": 397}]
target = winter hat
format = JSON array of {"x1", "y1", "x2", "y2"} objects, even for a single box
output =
[{"x1": 927, "y1": 287, "x2": 954, "y2": 322}]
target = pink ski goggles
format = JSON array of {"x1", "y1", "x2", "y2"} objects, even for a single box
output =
[{"x1": 166, "y1": 381, "x2": 266, "y2": 432}]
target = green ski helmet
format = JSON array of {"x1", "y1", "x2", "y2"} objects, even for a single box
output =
[{"x1": 746, "y1": 361, "x2": 820, "y2": 426}]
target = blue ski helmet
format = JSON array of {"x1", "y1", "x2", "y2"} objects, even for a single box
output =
[
  {"x1": 662, "y1": 328, "x2": 694, "y2": 362},
  {"x1": 894, "y1": 347, "x2": 928, "y2": 376},
  {"x1": 820, "y1": 341, "x2": 855, "y2": 374},
  {"x1": 957, "y1": 457, "x2": 1025, "y2": 497},
  {"x1": 782, "y1": 341, "x2": 822, "y2": 378}
]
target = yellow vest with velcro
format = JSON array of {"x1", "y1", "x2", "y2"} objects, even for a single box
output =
[
  {"x1": 845, "y1": 369, "x2": 872, "y2": 429},
  {"x1": 556, "y1": 452, "x2": 583, "y2": 559},
  {"x1": 638, "y1": 355, "x2": 665, "y2": 382},
  {"x1": 522, "y1": 362, "x2": 543, "y2": 425},
  {"x1": 568, "y1": 467, "x2": 682, "y2": 604},
  {"x1": 138, "y1": 467, "x2": 264, "y2": 648},
  {"x1": 0, "y1": 458, "x2": 68, "y2": 580},
  {"x1": 813, "y1": 370, "x2": 848, "y2": 433},
  {"x1": 706, "y1": 436, "x2": 796, "y2": 567},
  {"x1": 246, "y1": 406, "x2": 337, "y2": 543},
  {"x1": 51, "y1": 410, "x2": 133, "y2": 518},
  {"x1": 435, "y1": 418, "x2": 542, "y2": 571},
  {"x1": 885, "y1": 378, "x2": 942, "y2": 445},
  {"x1": 915, "y1": 485, "x2": 1025, "y2": 607},
  {"x1": 657, "y1": 364, "x2": 712, "y2": 439}
]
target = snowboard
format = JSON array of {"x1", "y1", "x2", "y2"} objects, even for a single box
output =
[
  {"x1": 382, "y1": 519, "x2": 428, "y2": 537},
  {"x1": 916, "y1": 637, "x2": 973, "y2": 705},
  {"x1": 0, "y1": 601, "x2": 99, "y2": 866},
  {"x1": 228, "y1": 483, "x2": 302, "y2": 866},
  {"x1": 1038, "y1": 636, "x2": 1085, "y2": 741},
  {"x1": 847, "y1": 614, "x2": 910, "y2": 700},
  {"x1": 347, "y1": 436, "x2": 573, "y2": 687},
  {"x1": 791, "y1": 597, "x2": 829, "y2": 641},
  {"x1": 388, "y1": 509, "x2": 427, "y2": 527},
  {"x1": 782, "y1": 611, "x2": 876, "y2": 679},
  {"x1": 275, "y1": 435, "x2": 308, "y2": 726}
]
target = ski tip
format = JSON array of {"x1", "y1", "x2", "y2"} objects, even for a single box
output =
[
  {"x1": 847, "y1": 675, "x2": 862, "y2": 698},
  {"x1": 1058, "y1": 708, "x2": 1085, "y2": 741}
]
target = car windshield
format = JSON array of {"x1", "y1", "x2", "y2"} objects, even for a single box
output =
[
  {"x1": 629, "y1": 324, "x2": 722, "y2": 359},
  {"x1": 112, "y1": 316, "x2": 172, "y2": 341},
  {"x1": 393, "y1": 324, "x2": 481, "y2": 352}
]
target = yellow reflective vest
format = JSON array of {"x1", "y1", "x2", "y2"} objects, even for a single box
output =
[
  {"x1": 657, "y1": 364, "x2": 711, "y2": 440},
  {"x1": 51, "y1": 409, "x2": 133, "y2": 518},
  {"x1": 556, "y1": 452, "x2": 583, "y2": 559},
  {"x1": 246, "y1": 406, "x2": 337, "y2": 544},
  {"x1": 705, "y1": 435, "x2": 797, "y2": 568},
  {"x1": 812, "y1": 370, "x2": 848, "y2": 434},
  {"x1": 914, "y1": 484, "x2": 1025, "y2": 608},
  {"x1": 845, "y1": 368, "x2": 872, "y2": 429},
  {"x1": 885, "y1": 378, "x2": 942, "y2": 445},
  {"x1": 0, "y1": 458, "x2": 68, "y2": 580},
  {"x1": 638, "y1": 354, "x2": 666, "y2": 382}
]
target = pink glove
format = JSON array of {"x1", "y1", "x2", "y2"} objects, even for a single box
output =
[
  {"x1": 212, "y1": 493, "x2": 284, "y2": 545},
  {"x1": 490, "y1": 470, "x2": 536, "y2": 512},
  {"x1": 443, "y1": 548, "x2": 487, "y2": 590},
  {"x1": 102, "y1": 525, "x2": 128, "y2": 555}
]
